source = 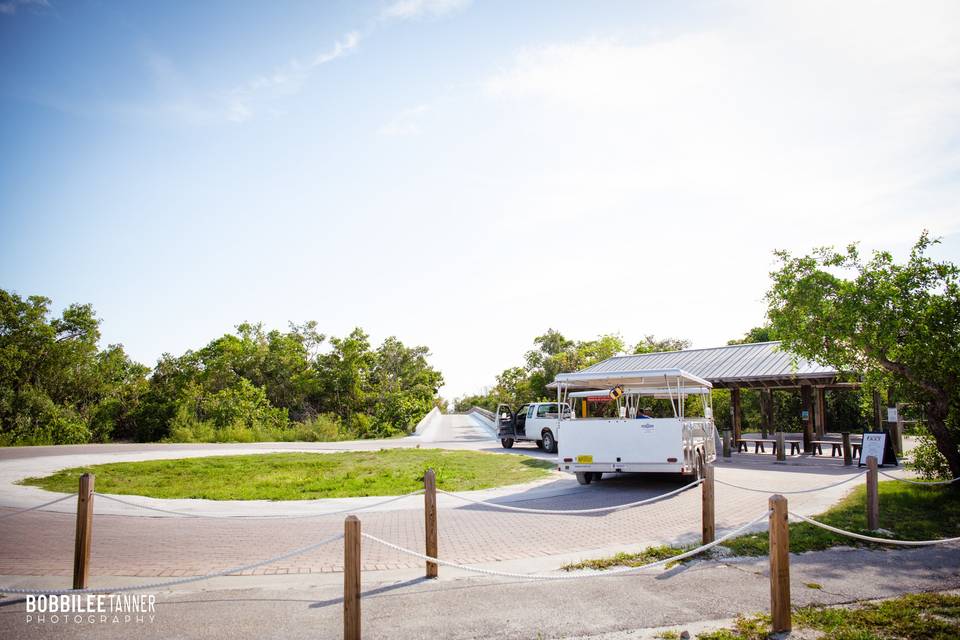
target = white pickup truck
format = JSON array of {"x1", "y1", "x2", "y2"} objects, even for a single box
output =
[
  {"x1": 495, "y1": 402, "x2": 570, "y2": 453},
  {"x1": 552, "y1": 368, "x2": 718, "y2": 485}
]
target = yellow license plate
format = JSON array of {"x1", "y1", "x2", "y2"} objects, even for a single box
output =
[{"x1": 576, "y1": 455, "x2": 593, "y2": 464}]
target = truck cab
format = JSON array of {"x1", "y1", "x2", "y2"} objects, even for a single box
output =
[{"x1": 496, "y1": 402, "x2": 571, "y2": 453}]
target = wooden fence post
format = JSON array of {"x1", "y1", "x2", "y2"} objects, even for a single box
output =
[
  {"x1": 702, "y1": 465, "x2": 715, "y2": 544},
  {"x1": 776, "y1": 432, "x2": 786, "y2": 462},
  {"x1": 842, "y1": 432, "x2": 852, "y2": 466},
  {"x1": 866, "y1": 456, "x2": 879, "y2": 530},
  {"x1": 722, "y1": 430, "x2": 731, "y2": 458},
  {"x1": 73, "y1": 473, "x2": 95, "y2": 590},
  {"x1": 424, "y1": 468, "x2": 438, "y2": 578},
  {"x1": 769, "y1": 494, "x2": 791, "y2": 633},
  {"x1": 344, "y1": 515, "x2": 361, "y2": 640}
]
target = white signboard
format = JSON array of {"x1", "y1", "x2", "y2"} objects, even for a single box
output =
[
  {"x1": 887, "y1": 407, "x2": 898, "y2": 422},
  {"x1": 859, "y1": 432, "x2": 886, "y2": 466}
]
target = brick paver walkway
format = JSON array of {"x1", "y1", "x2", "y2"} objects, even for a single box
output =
[{"x1": 0, "y1": 415, "x2": 866, "y2": 578}]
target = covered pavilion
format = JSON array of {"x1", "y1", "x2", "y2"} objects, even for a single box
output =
[{"x1": 563, "y1": 341, "x2": 876, "y2": 454}]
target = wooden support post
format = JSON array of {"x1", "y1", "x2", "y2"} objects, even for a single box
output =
[
  {"x1": 73, "y1": 473, "x2": 95, "y2": 590},
  {"x1": 701, "y1": 465, "x2": 715, "y2": 544},
  {"x1": 842, "y1": 432, "x2": 852, "y2": 466},
  {"x1": 872, "y1": 390, "x2": 883, "y2": 431},
  {"x1": 895, "y1": 403, "x2": 905, "y2": 455},
  {"x1": 814, "y1": 387, "x2": 827, "y2": 437},
  {"x1": 731, "y1": 387, "x2": 743, "y2": 444},
  {"x1": 760, "y1": 389, "x2": 772, "y2": 439},
  {"x1": 866, "y1": 456, "x2": 879, "y2": 531},
  {"x1": 801, "y1": 385, "x2": 813, "y2": 454},
  {"x1": 424, "y1": 468, "x2": 438, "y2": 578},
  {"x1": 722, "y1": 430, "x2": 732, "y2": 458},
  {"x1": 344, "y1": 515, "x2": 361, "y2": 640},
  {"x1": 769, "y1": 494, "x2": 791, "y2": 634},
  {"x1": 776, "y1": 431, "x2": 786, "y2": 462}
]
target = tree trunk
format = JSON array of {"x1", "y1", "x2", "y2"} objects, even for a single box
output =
[{"x1": 926, "y1": 396, "x2": 960, "y2": 479}]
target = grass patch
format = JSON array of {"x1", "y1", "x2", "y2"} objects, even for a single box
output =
[
  {"x1": 561, "y1": 545, "x2": 686, "y2": 572},
  {"x1": 699, "y1": 593, "x2": 960, "y2": 639},
  {"x1": 20, "y1": 449, "x2": 555, "y2": 500},
  {"x1": 722, "y1": 481, "x2": 960, "y2": 557}
]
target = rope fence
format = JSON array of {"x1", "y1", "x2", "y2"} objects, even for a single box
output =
[
  {"x1": 0, "y1": 533, "x2": 344, "y2": 596},
  {"x1": 436, "y1": 478, "x2": 702, "y2": 514},
  {"x1": 878, "y1": 470, "x2": 960, "y2": 486},
  {"x1": 0, "y1": 493, "x2": 76, "y2": 520},
  {"x1": 714, "y1": 471, "x2": 866, "y2": 495},
  {"x1": 93, "y1": 489, "x2": 425, "y2": 519},
  {"x1": 788, "y1": 511, "x2": 960, "y2": 546},
  {"x1": 361, "y1": 510, "x2": 770, "y2": 581}
]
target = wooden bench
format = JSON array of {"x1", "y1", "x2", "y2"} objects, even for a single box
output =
[
  {"x1": 811, "y1": 440, "x2": 843, "y2": 456},
  {"x1": 738, "y1": 439, "x2": 801, "y2": 456},
  {"x1": 810, "y1": 439, "x2": 864, "y2": 458}
]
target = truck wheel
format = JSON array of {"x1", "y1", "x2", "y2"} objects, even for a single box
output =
[
  {"x1": 576, "y1": 472, "x2": 593, "y2": 485},
  {"x1": 501, "y1": 438, "x2": 514, "y2": 449},
  {"x1": 693, "y1": 451, "x2": 704, "y2": 480},
  {"x1": 541, "y1": 431, "x2": 557, "y2": 454}
]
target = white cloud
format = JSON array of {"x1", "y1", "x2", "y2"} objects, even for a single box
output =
[
  {"x1": 378, "y1": 104, "x2": 429, "y2": 136},
  {"x1": 379, "y1": 0, "x2": 470, "y2": 21},
  {"x1": 482, "y1": 1, "x2": 960, "y2": 246}
]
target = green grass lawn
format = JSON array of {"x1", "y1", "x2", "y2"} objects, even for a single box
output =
[
  {"x1": 565, "y1": 480, "x2": 960, "y2": 571},
  {"x1": 686, "y1": 592, "x2": 960, "y2": 640},
  {"x1": 21, "y1": 449, "x2": 556, "y2": 500},
  {"x1": 722, "y1": 480, "x2": 960, "y2": 557}
]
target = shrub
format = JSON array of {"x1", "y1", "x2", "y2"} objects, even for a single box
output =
[{"x1": 908, "y1": 429, "x2": 954, "y2": 480}]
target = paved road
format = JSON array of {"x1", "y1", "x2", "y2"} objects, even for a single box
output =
[
  {"x1": 2, "y1": 545, "x2": 958, "y2": 639},
  {"x1": 0, "y1": 415, "x2": 872, "y2": 581}
]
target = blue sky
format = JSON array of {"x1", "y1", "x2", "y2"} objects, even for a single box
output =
[{"x1": 2, "y1": 0, "x2": 959, "y2": 398}]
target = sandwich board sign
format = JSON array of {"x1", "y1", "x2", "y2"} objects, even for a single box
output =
[{"x1": 858, "y1": 431, "x2": 898, "y2": 467}]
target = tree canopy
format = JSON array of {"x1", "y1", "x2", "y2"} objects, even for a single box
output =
[
  {"x1": 454, "y1": 330, "x2": 688, "y2": 411},
  {"x1": 766, "y1": 233, "x2": 960, "y2": 477},
  {"x1": 0, "y1": 289, "x2": 444, "y2": 445}
]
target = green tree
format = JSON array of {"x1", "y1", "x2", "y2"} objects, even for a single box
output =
[
  {"x1": 368, "y1": 336, "x2": 444, "y2": 435},
  {"x1": 766, "y1": 233, "x2": 960, "y2": 477},
  {"x1": 0, "y1": 290, "x2": 148, "y2": 445},
  {"x1": 633, "y1": 335, "x2": 690, "y2": 353},
  {"x1": 727, "y1": 325, "x2": 779, "y2": 345},
  {"x1": 316, "y1": 328, "x2": 375, "y2": 421}
]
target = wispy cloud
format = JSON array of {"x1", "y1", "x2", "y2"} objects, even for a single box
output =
[
  {"x1": 379, "y1": 0, "x2": 470, "y2": 22},
  {"x1": 378, "y1": 104, "x2": 429, "y2": 136},
  {"x1": 223, "y1": 31, "x2": 360, "y2": 123},
  {"x1": 0, "y1": 0, "x2": 49, "y2": 16}
]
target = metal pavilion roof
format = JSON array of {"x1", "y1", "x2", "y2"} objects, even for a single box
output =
[{"x1": 567, "y1": 341, "x2": 840, "y2": 389}]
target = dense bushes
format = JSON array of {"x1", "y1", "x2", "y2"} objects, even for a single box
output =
[{"x1": 0, "y1": 289, "x2": 444, "y2": 445}]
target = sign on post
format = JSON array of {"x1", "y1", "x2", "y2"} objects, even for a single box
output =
[{"x1": 858, "y1": 431, "x2": 898, "y2": 467}]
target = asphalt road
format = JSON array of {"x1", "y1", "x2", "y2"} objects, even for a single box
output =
[{"x1": 2, "y1": 545, "x2": 958, "y2": 639}]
